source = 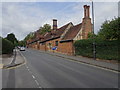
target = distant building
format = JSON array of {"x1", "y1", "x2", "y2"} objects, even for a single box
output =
[{"x1": 27, "y1": 5, "x2": 92, "y2": 55}]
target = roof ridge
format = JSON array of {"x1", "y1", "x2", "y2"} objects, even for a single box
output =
[{"x1": 57, "y1": 22, "x2": 73, "y2": 30}]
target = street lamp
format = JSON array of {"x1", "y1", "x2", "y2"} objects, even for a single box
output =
[{"x1": 91, "y1": 0, "x2": 96, "y2": 60}]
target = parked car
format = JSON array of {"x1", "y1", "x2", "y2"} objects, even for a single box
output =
[
  {"x1": 20, "y1": 47, "x2": 25, "y2": 51},
  {"x1": 17, "y1": 46, "x2": 21, "y2": 49}
]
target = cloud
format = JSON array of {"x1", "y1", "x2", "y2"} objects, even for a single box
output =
[
  {"x1": 2, "y1": 2, "x2": 50, "y2": 40},
  {"x1": 1, "y1": 2, "x2": 118, "y2": 40},
  {"x1": 94, "y1": 2, "x2": 118, "y2": 33}
]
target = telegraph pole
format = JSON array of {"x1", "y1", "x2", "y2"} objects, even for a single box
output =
[{"x1": 92, "y1": 1, "x2": 96, "y2": 60}]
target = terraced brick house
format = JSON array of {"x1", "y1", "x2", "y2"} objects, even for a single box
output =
[{"x1": 27, "y1": 5, "x2": 92, "y2": 55}]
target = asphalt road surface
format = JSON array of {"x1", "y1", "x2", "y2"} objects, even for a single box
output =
[{"x1": 2, "y1": 48, "x2": 119, "y2": 88}]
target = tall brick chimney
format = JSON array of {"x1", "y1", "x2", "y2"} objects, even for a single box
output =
[
  {"x1": 82, "y1": 5, "x2": 92, "y2": 39},
  {"x1": 84, "y1": 5, "x2": 90, "y2": 18},
  {"x1": 53, "y1": 19, "x2": 57, "y2": 30}
]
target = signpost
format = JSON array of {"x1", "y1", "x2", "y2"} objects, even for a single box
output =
[{"x1": 91, "y1": 0, "x2": 96, "y2": 60}]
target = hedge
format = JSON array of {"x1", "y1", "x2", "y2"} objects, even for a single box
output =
[
  {"x1": 0, "y1": 37, "x2": 1, "y2": 54},
  {"x1": 74, "y1": 39, "x2": 119, "y2": 60},
  {"x1": 2, "y1": 38, "x2": 14, "y2": 54}
]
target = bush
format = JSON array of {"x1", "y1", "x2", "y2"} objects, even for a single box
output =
[
  {"x1": 74, "y1": 39, "x2": 119, "y2": 60},
  {"x1": 0, "y1": 37, "x2": 2, "y2": 54},
  {"x1": 2, "y1": 38, "x2": 14, "y2": 54}
]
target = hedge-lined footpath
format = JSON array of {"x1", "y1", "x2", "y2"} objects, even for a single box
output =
[
  {"x1": 74, "y1": 39, "x2": 119, "y2": 60},
  {"x1": 2, "y1": 38, "x2": 14, "y2": 54}
]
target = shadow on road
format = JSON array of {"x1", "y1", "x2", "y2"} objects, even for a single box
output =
[{"x1": 6, "y1": 69, "x2": 15, "y2": 88}]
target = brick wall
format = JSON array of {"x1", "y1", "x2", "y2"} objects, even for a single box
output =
[
  {"x1": 59, "y1": 41, "x2": 74, "y2": 55},
  {"x1": 39, "y1": 43, "x2": 46, "y2": 51},
  {"x1": 46, "y1": 38, "x2": 60, "y2": 52},
  {"x1": 38, "y1": 38, "x2": 74, "y2": 55}
]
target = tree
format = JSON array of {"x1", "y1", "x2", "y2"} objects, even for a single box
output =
[
  {"x1": 23, "y1": 24, "x2": 51, "y2": 44},
  {"x1": 2, "y1": 38, "x2": 14, "y2": 54},
  {"x1": 88, "y1": 32, "x2": 97, "y2": 39},
  {"x1": 18, "y1": 40, "x2": 26, "y2": 47},
  {"x1": 39, "y1": 24, "x2": 51, "y2": 34},
  {"x1": 24, "y1": 32, "x2": 35, "y2": 41},
  {"x1": 6, "y1": 33, "x2": 18, "y2": 45},
  {"x1": 98, "y1": 17, "x2": 120, "y2": 40}
]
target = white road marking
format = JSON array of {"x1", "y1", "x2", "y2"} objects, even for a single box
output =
[
  {"x1": 19, "y1": 51, "x2": 42, "y2": 88},
  {"x1": 32, "y1": 75, "x2": 35, "y2": 79},
  {"x1": 39, "y1": 86, "x2": 42, "y2": 88},
  {"x1": 25, "y1": 65, "x2": 42, "y2": 88},
  {"x1": 28, "y1": 70, "x2": 32, "y2": 73},
  {"x1": 35, "y1": 80, "x2": 40, "y2": 86},
  {"x1": 19, "y1": 50, "x2": 27, "y2": 64},
  {"x1": 35, "y1": 80, "x2": 42, "y2": 88},
  {"x1": 25, "y1": 64, "x2": 42, "y2": 88}
]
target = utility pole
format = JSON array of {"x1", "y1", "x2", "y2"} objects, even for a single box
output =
[{"x1": 92, "y1": 1, "x2": 96, "y2": 60}]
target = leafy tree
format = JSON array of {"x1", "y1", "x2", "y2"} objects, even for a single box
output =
[
  {"x1": 23, "y1": 24, "x2": 51, "y2": 44},
  {"x1": 6, "y1": 33, "x2": 18, "y2": 45},
  {"x1": 39, "y1": 24, "x2": 51, "y2": 34},
  {"x1": 2, "y1": 38, "x2": 14, "y2": 54},
  {"x1": 98, "y1": 17, "x2": 120, "y2": 40},
  {"x1": 88, "y1": 32, "x2": 97, "y2": 39},
  {"x1": 18, "y1": 40, "x2": 26, "y2": 47},
  {"x1": 24, "y1": 32, "x2": 35, "y2": 41}
]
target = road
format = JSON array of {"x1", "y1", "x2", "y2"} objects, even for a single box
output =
[{"x1": 2, "y1": 48, "x2": 119, "y2": 88}]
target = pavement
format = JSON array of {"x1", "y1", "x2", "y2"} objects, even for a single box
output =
[
  {"x1": 0, "y1": 56, "x2": 3, "y2": 69},
  {"x1": 2, "y1": 49, "x2": 39, "y2": 88},
  {"x1": 36, "y1": 49, "x2": 119, "y2": 72},
  {"x1": 1, "y1": 49, "x2": 25, "y2": 69}
]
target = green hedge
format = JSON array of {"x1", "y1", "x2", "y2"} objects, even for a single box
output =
[
  {"x1": 0, "y1": 37, "x2": 1, "y2": 54},
  {"x1": 74, "y1": 39, "x2": 119, "y2": 60},
  {"x1": 2, "y1": 38, "x2": 14, "y2": 54}
]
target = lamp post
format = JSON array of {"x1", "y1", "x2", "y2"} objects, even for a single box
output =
[{"x1": 91, "y1": 0, "x2": 96, "y2": 60}]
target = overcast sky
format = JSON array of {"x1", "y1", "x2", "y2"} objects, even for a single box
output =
[{"x1": 1, "y1": 1, "x2": 118, "y2": 40}]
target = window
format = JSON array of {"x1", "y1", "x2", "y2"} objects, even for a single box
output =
[
  {"x1": 41, "y1": 42, "x2": 45, "y2": 45},
  {"x1": 55, "y1": 41, "x2": 58, "y2": 46},
  {"x1": 48, "y1": 43, "x2": 51, "y2": 46}
]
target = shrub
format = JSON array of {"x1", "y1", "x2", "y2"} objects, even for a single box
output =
[
  {"x1": 0, "y1": 37, "x2": 2, "y2": 54},
  {"x1": 74, "y1": 39, "x2": 119, "y2": 60},
  {"x1": 2, "y1": 38, "x2": 14, "y2": 54}
]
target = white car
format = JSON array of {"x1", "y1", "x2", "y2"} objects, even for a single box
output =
[{"x1": 20, "y1": 47, "x2": 25, "y2": 51}]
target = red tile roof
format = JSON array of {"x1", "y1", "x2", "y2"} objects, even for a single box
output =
[
  {"x1": 62, "y1": 23, "x2": 82, "y2": 40},
  {"x1": 41, "y1": 22, "x2": 72, "y2": 42}
]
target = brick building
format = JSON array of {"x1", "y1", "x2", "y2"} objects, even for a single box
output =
[{"x1": 27, "y1": 5, "x2": 92, "y2": 55}]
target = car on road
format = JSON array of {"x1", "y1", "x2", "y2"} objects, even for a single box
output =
[
  {"x1": 20, "y1": 47, "x2": 25, "y2": 51},
  {"x1": 17, "y1": 46, "x2": 21, "y2": 49}
]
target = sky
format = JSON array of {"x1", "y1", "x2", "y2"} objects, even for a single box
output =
[{"x1": 1, "y1": 1, "x2": 118, "y2": 40}]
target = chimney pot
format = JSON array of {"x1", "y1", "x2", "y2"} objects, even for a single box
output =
[
  {"x1": 83, "y1": 5, "x2": 90, "y2": 18},
  {"x1": 53, "y1": 19, "x2": 57, "y2": 30}
]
